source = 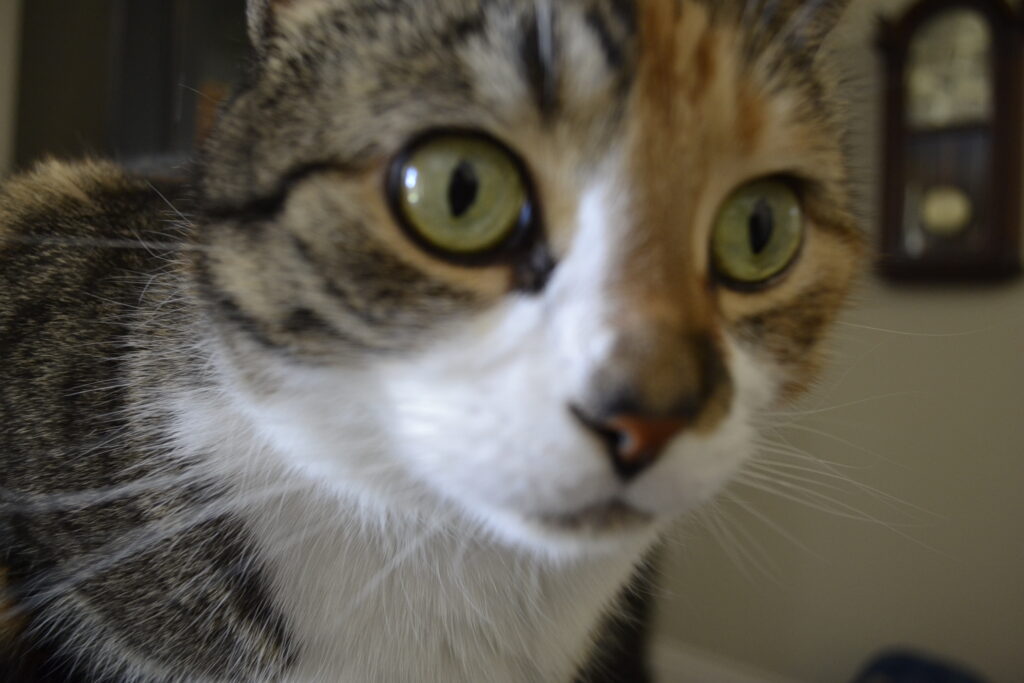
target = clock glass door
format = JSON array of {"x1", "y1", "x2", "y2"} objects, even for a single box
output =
[{"x1": 902, "y1": 9, "x2": 994, "y2": 261}]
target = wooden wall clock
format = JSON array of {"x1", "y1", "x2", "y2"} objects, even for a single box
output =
[{"x1": 878, "y1": 0, "x2": 1023, "y2": 281}]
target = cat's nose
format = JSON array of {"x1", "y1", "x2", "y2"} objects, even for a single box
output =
[
  {"x1": 570, "y1": 329, "x2": 733, "y2": 480},
  {"x1": 571, "y1": 403, "x2": 690, "y2": 480}
]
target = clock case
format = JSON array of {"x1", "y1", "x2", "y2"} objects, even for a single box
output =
[{"x1": 878, "y1": 0, "x2": 1023, "y2": 281}]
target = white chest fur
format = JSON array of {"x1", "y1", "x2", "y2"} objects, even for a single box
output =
[{"x1": 244, "y1": 483, "x2": 651, "y2": 683}]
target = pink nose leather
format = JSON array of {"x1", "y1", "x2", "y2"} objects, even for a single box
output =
[{"x1": 605, "y1": 415, "x2": 688, "y2": 471}]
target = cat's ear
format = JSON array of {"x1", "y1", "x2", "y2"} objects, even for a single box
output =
[
  {"x1": 785, "y1": 0, "x2": 851, "y2": 51},
  {"x1": 247, "y1": 0, "x2": 275, "y2": 52},
  {"x1": 247, "y1": 0, "x2": 313, "y2": 54}
]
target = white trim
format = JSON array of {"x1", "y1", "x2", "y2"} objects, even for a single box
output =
[{"x1": 652, "y1": 638, "x2": 804, "y2": 683}]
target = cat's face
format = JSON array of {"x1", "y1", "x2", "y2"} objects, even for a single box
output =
[{"x1": 193, "y1": 0, "x2": 861, "y2": 558}]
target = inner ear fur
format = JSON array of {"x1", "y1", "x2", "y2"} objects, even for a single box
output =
[
  {"x1": 247, "y1": 0, "x2": 306, "y2": 53},
  {"x1": 780, "y1": 0, "x2": 851, "y2": 49}
]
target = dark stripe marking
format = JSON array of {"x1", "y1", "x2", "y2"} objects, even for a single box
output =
[
  {"x1": 519, "y1": 9, "x2": 559, "y2": 120},
  {"x1": 585, "y1": 7, "x2": 627, "y2": 70},
  {"x1": 202, "y1": 161, "x2": 356, "y2": 224}
]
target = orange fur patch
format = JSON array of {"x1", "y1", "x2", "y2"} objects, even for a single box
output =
[
  {"x1": 735, "y1": 82, "x2": 766, "y2": 154},
  {"x1": 618, "y1": 0, "x2": 862, "y2": 411},
  {"x1": 623, "y1": 1, "x2": 719, "y2": 327}
]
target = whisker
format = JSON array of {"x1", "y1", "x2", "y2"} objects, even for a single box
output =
[
  {"x1": 766, "y1": 421, "x2": 910, "y2": 469},
  {"x1": 722, "y1": 490, "x2": 824, "y2": 561},
  {"x1": 2, "y1": 235, "x2": 221, "y2": 253},
  {"x1": 714, "y1": 502, "x2": 788, "y2": 583},
  {"x1": 746, "y1": 460, "x2": 860, "y2": 499},
  {"x1": 836, "y1": 320, "x2": 1001, "y2": 338},
  {"x1": 733, "y1": 474, "x2": 904, "y2": 531},
  {"x1": 146, "y1": 181, "x2": 194, "y2": 228},
  {"x1": 810, "y1": 339, "x2": 889, "y2": 402},
  {"x1": 746, "y1": 458, "x2": 939, "y2": 519},
  {"x1": 752, "y1": 439, "x2": 866, "y2": 470},
  {"x1": 1, "y1": 472, "x2": 203, "y2": 513},
  {"x1": 177, "y1": 83, "x2": 220, "y2": 104},
  {"x1": 13, "y1": 479, "x2": 312, "y2": 613},
  {"x1": 737, "y1": 472, "x2": 955, "y2": 560},
  {"x1": 734, "y1": 470, "x2": 928, "y2": 532},
  {"x1": 759, "y1": 391, "x2": 928, "y2": 419},
  {"x1": 331, "y1": 519, "x2": 448, "y2": 628},
  {"x1": 697, "y1": 505, "x2": 773, "y2": 584}
]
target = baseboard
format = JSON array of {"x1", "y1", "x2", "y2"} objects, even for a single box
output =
[{"x1": 651, "y1": 638, "x2": 803, "y2": 683}]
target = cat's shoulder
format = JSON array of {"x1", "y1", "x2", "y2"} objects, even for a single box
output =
[
  {"x1": 1, "y1": 159, "x2": 132, "y2": 221},
  {"x1": 0, "y1": 159, "x2": 181, "y2": 247},
  {"x1": 0, "y1": 159, "x2": 190, "y2": 336}
]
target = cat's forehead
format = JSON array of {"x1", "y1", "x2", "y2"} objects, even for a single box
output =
[
  {"x1": 265, "y1": 0, "x2": 638, "y2": 112},
  {"x1": 210, "y1": 0, "x2": 846, "y2": 210},
  {"x1": 262, "y1": 0, "x2": 833, "y2": 136}
]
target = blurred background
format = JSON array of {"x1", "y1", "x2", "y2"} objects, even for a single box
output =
[{"x1": 0, "y1": 1, "x2": 1021, "y2": 681}]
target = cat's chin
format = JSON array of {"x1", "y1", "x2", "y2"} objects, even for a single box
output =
[
  {"x1": 474, "y1": 499, "x2": 665, "y2": 561},
  {"x1": 536, "y1": 499, "x2": 654, "y2": 534}
]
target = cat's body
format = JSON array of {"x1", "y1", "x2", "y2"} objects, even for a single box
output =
[{"x1": 1, "y1": 1, "x2": 862, "y2": 681}]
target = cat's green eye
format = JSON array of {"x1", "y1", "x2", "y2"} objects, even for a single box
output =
[
  {"x1": 711, "y1": 179, "x2": 804, "y2": 286},
  {"x1": 389, "y1": 134, "x2": 530, "y2": 258}
]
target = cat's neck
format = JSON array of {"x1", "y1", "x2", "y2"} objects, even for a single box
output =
[
  {"x1": 254, "y1": 484, "x2": 647, "y2": 682},
  {"x1": 166, "y1": 367, "x2": 653, "y2": 682}
]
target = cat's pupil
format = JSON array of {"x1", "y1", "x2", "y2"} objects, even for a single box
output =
[
  {"x1": 448, "y1": 161, "x2": 480, "y2": 219},
  {"x1": 748, "y1": 198, "x2": 774, "y2": 255}
]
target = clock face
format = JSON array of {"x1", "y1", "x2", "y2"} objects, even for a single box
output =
[
  {"x1": 906, "y1": 9, "x2": 993, "y2": 129},
  {"x1": 920, "y1": 185, "x2": 973, "y2": 237}
]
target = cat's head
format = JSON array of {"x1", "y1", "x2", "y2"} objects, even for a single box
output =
[{"x1": 191, "y1": 0, "x2": 862, "y2": 558}]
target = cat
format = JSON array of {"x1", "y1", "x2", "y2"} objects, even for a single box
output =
[{"x1": 0, "y1": 0, "x2": 864, "y2": 681}]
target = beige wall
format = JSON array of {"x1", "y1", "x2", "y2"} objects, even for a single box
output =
[
  {"x1": 657, "y1": 2, "x2": 1024, "y2": 682},
  {"x1": 0, "y1": 0, "x2": 20, "y2": 175}
]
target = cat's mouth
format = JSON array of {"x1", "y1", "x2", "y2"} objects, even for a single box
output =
[{"x1": 536, "y1": 500, "x2": 653, "y2": 534}]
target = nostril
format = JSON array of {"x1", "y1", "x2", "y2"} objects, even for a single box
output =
[
  {"x1": 569, "y1": 404, "x2": 688, "y2": 480},
  {"x1": 569, "y1": 404, "x2": 624, "y2": 450},
  {"x1": 605, "y1": 415, "x2": 687, "y2": 464}
]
